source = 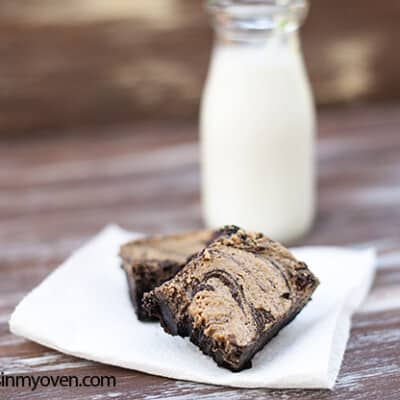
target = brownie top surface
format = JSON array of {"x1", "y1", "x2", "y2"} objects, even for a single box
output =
[
  {"x1": 119, "y1": 229, "x2": 216, "y2": 266},
  {"x1": 149, "y1": 226, "x2": 319, "y2": 347}
]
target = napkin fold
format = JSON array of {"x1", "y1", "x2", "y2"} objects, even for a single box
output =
[{"x1": 9, "y1": 225, "x2": 376, "y2": 389}]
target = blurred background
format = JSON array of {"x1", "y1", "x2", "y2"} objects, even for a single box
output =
[
  {"x1": 1, "y1": 0, "x2": 400, "y2": 138},
  {"x1": 2, "y1": 3, "x2": 400, "y2": 396}
]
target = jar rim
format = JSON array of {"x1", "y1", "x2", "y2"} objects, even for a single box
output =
[{"x1": 207, "y1": 0, "x2": 307, "y2": 10}]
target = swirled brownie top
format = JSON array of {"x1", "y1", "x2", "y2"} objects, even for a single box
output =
[
  {"x1": 144, "y1": 225, "x2": 319, "y2": 371},
  {"x1": 120, "y1": 229, "x2": 217, "y2": 267}
]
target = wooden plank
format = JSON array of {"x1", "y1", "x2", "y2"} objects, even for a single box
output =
[{"x1": 0, "y1": 105, "x2": 400, "y2": 398}]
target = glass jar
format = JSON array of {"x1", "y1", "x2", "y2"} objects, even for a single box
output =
[{"x1": 200, "y1": 0, "x2": 316, "y2": 243}]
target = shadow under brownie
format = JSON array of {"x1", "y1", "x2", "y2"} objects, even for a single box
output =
[
  {"x1": 143, "y1": 225, "x2": 319, "y2": 371},
  {"x1": 119, "y1": 229, "x2": 219, "y2": 320}
]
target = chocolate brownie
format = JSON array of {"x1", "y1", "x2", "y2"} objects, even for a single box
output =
[
  {"x1": 119, "y1": 229, "x2": 219, "y2": 320},
  {"x1": 143, "y1": 225, "x2": 319, "y2": 371}
]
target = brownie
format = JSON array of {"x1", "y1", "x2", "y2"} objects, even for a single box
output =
[
  {"x1": 119, "y1": 229, "x2": 219, "y2": 320},
  {"x1": 143, "y1": 225, "x2": 319, "y2": 371}
]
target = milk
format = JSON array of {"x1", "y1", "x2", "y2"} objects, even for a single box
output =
[{"x1": 200, "y1": 34, "x2": 316, "y2": 243}]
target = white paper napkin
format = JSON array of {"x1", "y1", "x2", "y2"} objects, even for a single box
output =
[{"x1": 9, "y1": 225, "x2": 376, "y2": 389}]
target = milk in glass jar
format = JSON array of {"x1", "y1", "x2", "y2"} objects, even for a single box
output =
[{"x1": 200, "y1": 0, "x2": 316, "y2": 243}]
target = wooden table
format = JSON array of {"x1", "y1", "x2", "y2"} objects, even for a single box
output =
[{"x1": 1, "y1": 104, "x2": 400, "y2": 399}]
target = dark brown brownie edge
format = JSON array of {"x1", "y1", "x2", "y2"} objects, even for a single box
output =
[
  {"x1": 144, "y1": 288, "x2": 312, "y2": 371},
  {"x1": 123, "y1": 260, "x2": 184, "y2": 321}
]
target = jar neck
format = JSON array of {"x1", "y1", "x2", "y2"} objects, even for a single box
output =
[
  {"x1": 207, "y1": 0, "x2": 308, "y2": 44},
  {"x1": 214, "y1": 26, "x2": 300, "y2": 46}
]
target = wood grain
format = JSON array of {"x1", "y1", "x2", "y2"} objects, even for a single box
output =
[
  {"x1": 1, "y1": 0, "x2": 400, "y2": 137},
  {"x1": 1, "y1": 104, "x2": 400, "y2": 399}
]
